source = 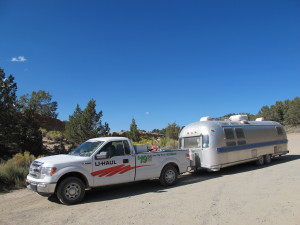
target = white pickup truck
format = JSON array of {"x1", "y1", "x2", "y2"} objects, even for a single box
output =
[{"x1": 26, "y1": 137, "x2": 190, "y2": 205}]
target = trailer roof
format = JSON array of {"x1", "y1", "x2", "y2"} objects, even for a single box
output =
[{"x1": 180, "y1": 120, "x2": 282, "y2": 136}]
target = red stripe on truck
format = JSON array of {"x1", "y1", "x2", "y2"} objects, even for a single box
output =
[{"x1": 91, "y1": 164, "x2": 151, "y2": 177}]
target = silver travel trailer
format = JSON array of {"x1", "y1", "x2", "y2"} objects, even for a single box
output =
[{"x1": 179, "y1": 115, "x2": 289, "y2": 172}]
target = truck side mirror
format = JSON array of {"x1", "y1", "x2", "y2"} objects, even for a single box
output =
[{"x1": 95, "y1": 152, "x2": 108, "y2": 160}]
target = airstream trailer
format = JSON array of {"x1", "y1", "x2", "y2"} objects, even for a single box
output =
[{"x1": 179, "y1": 115, "x2": 289, "y2": 171}]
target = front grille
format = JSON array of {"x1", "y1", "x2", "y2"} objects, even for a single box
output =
[{"x1": 29, "y1": 161, "x2": 44, "y2": 178}]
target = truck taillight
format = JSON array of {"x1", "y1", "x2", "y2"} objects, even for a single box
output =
[{"x1": 185, "y1": 153, "x2": 190, "y2": 160}]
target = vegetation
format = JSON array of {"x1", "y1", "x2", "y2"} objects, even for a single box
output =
[
  {"x1": 2, "y1": 65, "x2": 300, "y2": 191},
  {"x1": 18, "y1": 90, "x2": 58, "y2": 118},
  {"x1": 46, "y1": 131, "x2": 64, "y2": 141},
  {"x1": 65, "y1": 99, "x2": 110, "y2": 145},
  {"x1": 131, "y1": 122, "x2": 181, "y2": 149},
  {"x1": 159, "y1": 138, "x2": 179, "y2": 149},
  {"x1": 39, "y1": 128, "x2": 48, "y2": 137},
  {"x1": 0, "y1": 152, "x2": 37, "y2": 191},
  {"x1": 0, "y1": 68, "x2": 19, "y2": 157},
  {"x1": 0, "y1": 68, "x2": 43, "y2": 158},
  {"x1": 18, "y1": 108, "x2": 43, "y2": 156},
  {"x1": 257, "y1": 97, "x2": 300, "y2": 126},
  {"x1": 165, "y1": 122, "x2": 181, "y2": 140},
  {"x1": 216, "y1": 113, "x2": 257, "y2": 121},
  {"x1": 127, "y1": 118, "x2": 141, "y2": 142}
]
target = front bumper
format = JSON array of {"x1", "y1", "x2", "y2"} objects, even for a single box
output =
[{"x1": 26, "y1": 179, "x2": 56, "y2": 194}]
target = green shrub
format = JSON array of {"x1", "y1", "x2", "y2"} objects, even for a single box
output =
[
  {"x1": 0, "y1": 152, "x2": 36, "y2": 191},
  {"x1": 133, "y1": 137, "x2": 160, "y2": 149},
  {"x1": 159, "y1": 138, "x2": 178, "y2": 149},
  {"x1": 46, "y1": 130, "x2": 63, "y2": 141},
  {"x1": 39, "y1": 128, "x2": 48, "y2": 137},
  {"x1": 133, "y1": 137, "x2": 178, "y2": 150}
]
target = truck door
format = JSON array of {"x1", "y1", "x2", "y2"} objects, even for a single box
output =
[{"x1": 92, "y1": 140, "x2": 135, "y2": 187}]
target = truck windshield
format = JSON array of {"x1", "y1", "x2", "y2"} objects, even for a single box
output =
[{"x1": 69, "y1": 141, "x2": 104, "y2": 157}]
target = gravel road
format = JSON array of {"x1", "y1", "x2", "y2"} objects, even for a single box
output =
[{"x1": 1, "y1": 133, "x2": 299, "y2": 225}]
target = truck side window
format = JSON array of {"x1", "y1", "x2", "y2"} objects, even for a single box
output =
[
  {"x1": 100, "y1": 141, "x2": 125, "y2": 157},
  {"x1": 123, "y1": 141, "x2": 131, "y2": 155}
]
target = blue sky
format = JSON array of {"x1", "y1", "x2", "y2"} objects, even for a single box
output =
[{"x1": 1, "y1": 0, "x2": 299, "y2": 132}]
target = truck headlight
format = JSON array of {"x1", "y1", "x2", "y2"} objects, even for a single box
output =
[{"x1": 40, "y1": 167, "x2": 57, "y2": 178}]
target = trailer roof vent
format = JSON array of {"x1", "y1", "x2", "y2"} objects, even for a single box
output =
[
  {"x1": 200, "y1": 116, "x2": 213, "y2": 121},
  {"x1": 256, "y1": 117, "x2": 265, "y2": 121},
  {"x1": 229, "y1": 115, "x2": 248, "y2": 121},
  {"x1": 240, "y1": 120, "x2": 249, "y2": 124}
]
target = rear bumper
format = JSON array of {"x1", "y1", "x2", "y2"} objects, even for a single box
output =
[
  {"x1": 273, "y1": 150, "x2": 289, "y2": 156},
  {"x1": 26, "y1": 179, "x2": 56, "y2": 194}
]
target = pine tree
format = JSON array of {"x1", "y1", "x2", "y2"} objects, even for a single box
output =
[
  {"x1": 258, "y1": 106, "x2": 271, "y2": 120},
  {"x1": 165, "y1": 122, "x2": 180, "y2": 140},
  {"x1": 17, "y1": 109, "x2": 43, "y2": 156},
  {"x1": 128, "y1": 118, "x2": 140, "y2": 142},
  {"x1": 19, "y1": 90, "x2": 58, "y2": 118},
  {"x1": 0, "y1": 68, "x2": 19, "y2": 155},
  {"x1": 65, "y1": 100, "x2": 110, "y2": 144},
  {"x1": 284, "y1": 97, "x2": 300, "y2": 126},
  {"x1": 0, "y1": 68, "x2": 42, "y2": 156}
]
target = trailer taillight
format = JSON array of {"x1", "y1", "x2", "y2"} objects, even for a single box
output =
[{"x1": 185, "y1": 153, "x2": 190, "y2": 160}]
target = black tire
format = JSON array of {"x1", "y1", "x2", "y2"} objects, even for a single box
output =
[
  {"x1": 264, "y1": 154, "x2": 272, "y2": 164},
  {"x1": 159, "y1": 165, "x2": 178, "y2": 186},
  {"x1": 256, "y1": 156, "x2": 264, "y2": 166},
  {"x1": 56, "y1": 177, "x2": 85, "y2": 205}
]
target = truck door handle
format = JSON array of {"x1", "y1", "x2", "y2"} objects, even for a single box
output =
[{"x1": 123, "y1": 159, "x2": 129, "y2": 164}]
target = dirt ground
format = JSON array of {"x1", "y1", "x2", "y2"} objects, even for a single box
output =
[{"x1": 1, "y1": 133, "x2": 300, "y2": 225}]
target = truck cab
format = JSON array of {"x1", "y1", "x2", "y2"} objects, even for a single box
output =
[{"x1": 27, "y1": 137, "x2": 190, "y2": 205}]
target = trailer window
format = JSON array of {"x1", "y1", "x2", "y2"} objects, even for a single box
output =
[
  {"x1": 226, "y1": 141, "x2": 236, "y2": 146},
  {"x1": 184, "y1": 136, "x2": 201, "y2": 148},
  {"x1": 235, "y1": 128, "x2": 245, "y2": 139},
  {"x1": 202, "y1": 135, "x2": 209, "y2": 148},
  {"x1": 224, "y1": 128, "x2": 235, "y2": 139},
  {"x1": 238, "y1": 140, "x2": 246, "y2": 145},
  {"x1": 276, "y1": 127, "x2": 283, "y2": 136}
]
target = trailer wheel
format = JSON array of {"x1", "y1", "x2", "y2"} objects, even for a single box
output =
[
  {"x1": 256, "y1": 156, "x2": 264, "y2": 166},
  {"x1": 159, "y1": 165, "x2": 178, "y2": 186},
  {"x1": 56, "y1": 177, "x2": 85, "y2": 205},
  {"x1": 264, "y1": 154, "x2": 272, "y2": 164}
]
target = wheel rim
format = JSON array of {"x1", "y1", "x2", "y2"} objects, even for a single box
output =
[
  {"x1": 64, "y1": 183, "x2": 81, "y2": 200},
  {"x1": 165, "y1": 169, "x2": 176, "y2": 184},
  {"x1": 259, "y1": 157, "x2": 264, "y2": 164}
]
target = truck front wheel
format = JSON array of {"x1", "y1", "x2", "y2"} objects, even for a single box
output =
[
  {"x1": 56, "y1": 177, "x2": 85, "y2": 205},
  {"x1": 159, "y1": 165, "x2": 178, "y2": 186}
]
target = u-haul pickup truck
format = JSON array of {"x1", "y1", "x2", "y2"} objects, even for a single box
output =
[{"x1": 26, "y1": 137, "x2": 190, "y2": 205}]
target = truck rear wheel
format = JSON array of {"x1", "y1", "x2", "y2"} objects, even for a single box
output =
[
  {"x1": 159, "y1": 165, "x2": 178, "y2": 186},
  {"x1": 264, "y1": 154, "x2": 272, "y2": 164},
  {"x1": 256, "y1": 156, "x2": 264, "y2": 166},
  {"x1": 56, "y1": 177, "x2": 85, "y2": 205}
]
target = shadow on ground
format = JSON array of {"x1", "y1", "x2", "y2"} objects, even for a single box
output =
[{"x1": 48, "y1": 154, "x2": 300, "y2": 205}]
